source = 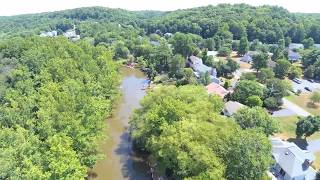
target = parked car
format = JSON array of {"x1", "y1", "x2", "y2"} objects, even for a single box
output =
[
  {"x1": 293, "y1": 78, "x2": 302, "y2": 84},
  {"x1": 305, "y1": 87, "x2": 312, "y2": 92},
  {"x1": 308, "y1": 79, "x2": 315, "y2": 83}
]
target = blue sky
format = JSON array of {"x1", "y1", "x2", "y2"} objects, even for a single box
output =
[{"x1": 0, "y1": 0, "x2": 319, "y2": 16}]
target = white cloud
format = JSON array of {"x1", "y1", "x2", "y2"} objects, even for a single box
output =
[{"x1": 0, "y1": 0, "x2": 319, "y2": 16}]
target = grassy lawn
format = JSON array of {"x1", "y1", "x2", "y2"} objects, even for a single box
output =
[
  {"x1": 313, "y1": 152, "x2": 320, "y2": 170},
  {"x1": 286, "y1": 93, "x2": 320, "y2": 116},
  {"x1": 275, "y1": 116, "x2": 320, "y2": 141}
]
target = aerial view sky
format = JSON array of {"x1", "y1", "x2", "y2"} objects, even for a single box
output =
[{"x1": 0, "y1": 0, "x2": 319, "y2": 16}]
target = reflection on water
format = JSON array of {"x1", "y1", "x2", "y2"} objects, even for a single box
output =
[{"x1": 88, "y1": 67, "x2": 149, "y2": 180}]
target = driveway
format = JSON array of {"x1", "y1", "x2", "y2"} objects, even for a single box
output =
[
  {"x1": 282, "y1": 98, "x2": 311, "y2": 117},
  {"x1": 292, "y1": 79, "x2": 320, "y2": 93},
  {"x1": 307, "y1": 140, "x2": 320, "y2": 153},
  {"x1": 272, "y1": 108, "x2": 296, "y2": 117}
]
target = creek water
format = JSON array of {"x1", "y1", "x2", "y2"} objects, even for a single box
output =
[{"x1": 89, "y1": 67, "x2": 150, "y2": 180}]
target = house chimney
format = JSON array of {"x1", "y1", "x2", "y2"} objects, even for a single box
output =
[{"x1": 303, "y1": 159, "x2": 313, "y2": 170}]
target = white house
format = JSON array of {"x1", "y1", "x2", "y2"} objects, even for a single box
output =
[
  {"x1": 188, "y1": 56, "x2": 216, "y2": 75},
  {"x1": 40, "y1": 30, "x2": 57, "y2": 37},
  {"x1": 270, "y1": 138, "x2": 317, "y2": 180},
  {"x1": 289, "y1": 43, "x2": 304, "y2": 50},
  {"x1": 240, "y1": 51, "x2": 259, "y2": 63},
  {"x1": 188, "y1": 56, "x2": 220, "y2": 84},
  {"x1": 63, "y1": 29, "x2": 80, "y2": 41},
  {"x1": 288, "y1": 50, "x2": 301, "y2": 62},
  {"x1": 207, "y1": 51, "x2": 218, "y2": 57},
  {"x1": 164, "y1": 33, "x2": 173, "y2": 38}
]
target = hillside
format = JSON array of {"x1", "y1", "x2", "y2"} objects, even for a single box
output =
[{"x1": 1, "y1": 4, "x2": 320, "y2": 44}]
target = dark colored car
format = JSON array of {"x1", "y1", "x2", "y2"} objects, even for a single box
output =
[
  {"x1": 308, "y1": 79, "x2": 315, "y2": 83},
  {"x1": 293, "y1": 78, "x2": 302, "y2": 84},
  {"x1": 305, "y1": 87, "x2": 312, "y2": 92}
]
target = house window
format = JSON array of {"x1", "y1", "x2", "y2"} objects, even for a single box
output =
[{"x1": 280, "y1": 168, "x2": 285, "y2": 176}]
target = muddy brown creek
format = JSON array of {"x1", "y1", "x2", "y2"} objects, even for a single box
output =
[{"x1": 89, "y1": 67, "x2": 150, "y2": 180}]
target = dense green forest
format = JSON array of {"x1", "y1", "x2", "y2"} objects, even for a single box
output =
[
  {"x1": 1, "y1": 4, "x2": 320, "y2": 44},
  {"x1": 0, "y1": 3, "x2": 320, "y2": 179},
  {"x1": 0, "y1": 37, "x2": 119, "y2": 178}
]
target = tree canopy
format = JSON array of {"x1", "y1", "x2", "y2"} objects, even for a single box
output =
[
  {"x1": 130, "y1": 85, "x2": 273, "y2": 179},
  {"x1": 233, "y1": 107, "x2": 279, "y2": 136},
  {"x1": 0, "y1": 37, "x2": 120, "y2": 178}
]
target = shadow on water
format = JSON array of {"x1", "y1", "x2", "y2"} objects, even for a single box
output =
[{"x1": 115, "y1": 131, "x2": 150, "y2": 180}]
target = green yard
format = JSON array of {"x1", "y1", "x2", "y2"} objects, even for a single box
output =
[
  {"x1": 275, "y1": 116, "x2": 320, "y2": 141},
  {"x1": 313, "y1": 152, "x2": 320, "y2": 170},
  {"x1": 286, "y1": 93, "x2": 320, "y2": 116}
]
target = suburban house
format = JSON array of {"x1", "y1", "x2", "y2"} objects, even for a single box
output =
[
  {"x1": 206, "y1": 82, "x2": 228, "y2": 98},
  {"x1": 63, "y1": 29, "x2": 80, "y2": 41},
  {"x1": 223, "y1": 101, "x2": 245, "y2": 116},
  {"x1": 150, "y1": 40, "x2": 160, "y2": 46},
  {"x1": 40, "y1": 30, "x2": 57, "y2": 37},
  {"x1": 164, "y1": 33, "x2": 173, "y2": 38},
  {"x1": 241, "y1": 51, "x2": 273, "y2": 63},
  {"x1": 289, "y1": 43, "x2": 304, "y2": 50},
  {"x1": 240, "y1": 51, "x2": 258, "y2": 63},
  {"x1": 270, "y1": 138, "x2": 317, "y2": 180},
  {"x1": 188, "y1": 56, "x2": 216, "y2": 75},
  {"x1": 187, "y1": 56, "x2": 219, "y2": 83},
  {"x1": 288, "y1": 50, "x2": 301, "y2": 62},
  {"x1": 207, "y1": 51, "x2": 218, "y2": 57}
]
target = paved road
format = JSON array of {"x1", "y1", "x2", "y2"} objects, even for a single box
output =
[
  {"x1": 282, "y1": 98, "x2": 311, "y2": 117},
  {"x1": 291, "y1": 79, "x2": 320, "y2": 93},
  {"x1": 307, "y1": 140, "x2": 320, "y2": 153},
  {"x1": 272, "y1": 108, "x2": 296, "y2": 117}
]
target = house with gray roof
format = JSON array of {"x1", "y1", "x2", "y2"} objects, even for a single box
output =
[
  {"x1": 223, "y1": 101, "x2": 245, "y2": 116},
  {"x1": 188, "y1": 56, "x2": 217, "y2": 76},
  {"x1": 270, "y1": 138, "x2": 317, "y2": 180},
  {"x1": 289, "y1": 43, "x2": 304, "y2": 50},
  {"x1": 288, "y1": 50, "x2": 301, "y2": 62},
  {"x1": 240, "y1": 51, "x2": 273, "y2": 63},
  {"x1": 188, "y1": 56, "x2": 219, "y2": 83},
  {"x1": 207, "y1": 51, "x2": 218, "y2": 57},
  {"x1": 240, "y1": 51, "x2": 258, "y2": 63},
  {"x1": 40, "y1": 30, "x2": 57, "y2": 37},
  {"x1": 63, "y1": 29, "x2": 80, "y2": 41}
]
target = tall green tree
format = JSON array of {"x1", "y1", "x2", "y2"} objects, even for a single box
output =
[
  {"x1": 274, "y1": 59, "x2": 291, "y2": 79},
  {"x1": 302, "y1": 37, "x2": 315, "y2": 49},
  {"x1": 252, "y1": 52, "x2": 268, "y2": 72},
  {"x1": 171, "y1": 32, "x2": 195, "y2": 57},
  {"x1": 238, "y1": 36, "x2": 249, "y2": 56},
  {"x1": 231, "y1": 80, "x2": 265, "y2": 105},
  {"x1": 310, "y1": 92, "x2": 320, "y2": 105},
  {"x1": 168, "y1": 54, "x2": 185, "y2": 77},
  {"x1": 296, "y1": 116, "x2": 320, "y2": 138},
  {"x1": 222, "y1": 129, "x2": 273, "y2": 180},
  {"x1": 258, "y1": 68, "x2": 275, "y2": 83},
  {"x1": 233, "y1": 107, "x2": 279, "y2": 136}
]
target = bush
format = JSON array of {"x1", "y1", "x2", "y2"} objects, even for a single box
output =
[
  {"x1": 240, "y1": 72, "x2": 256, "y2": 81},
  {"x1": 246, "y1": 96, "x2": 263, "y2": 107},
  {"x1": 264, "y1": 97, "x2": 280, "y2": 110},
  {"x1": 218, "y1": 46, "x2": 232, "y2": 57},
  {"x1": 223, "y1": 80, "x2": 231, "y2": 89}
]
